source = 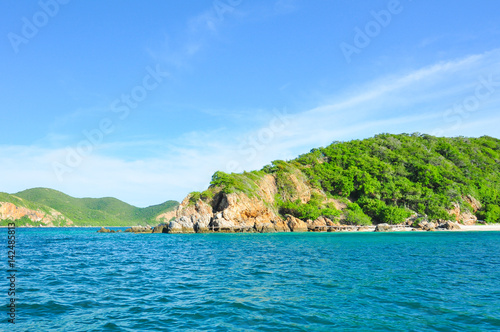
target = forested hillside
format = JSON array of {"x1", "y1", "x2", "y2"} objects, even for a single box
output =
[
  {"x1": 1, "y1": 188, "x2": 178, "y2": 226},
  {"x1": 204, "y1": 134, "x2": 500, "y2": 225}
]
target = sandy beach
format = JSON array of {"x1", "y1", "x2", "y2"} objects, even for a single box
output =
[{"x1": 459, "y1": 224, "x2": 500, "y2": 231}]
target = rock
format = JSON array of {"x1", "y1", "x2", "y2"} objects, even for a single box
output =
[
  {"x1": 405, "y1": 213, "x2": 426, "y2": 226},
  {"x1": 255, "y1": 222, "x2": 277, "y2": 233},
  {"x1": 97, "y1": 227, "x2": 114, "y2": 233},
  {"x1": 125, "y1": 226, "x2": 152, "y2": 233},
  {"x1": 417, "y1": 221, "x2": 436, "y2": 231},
  {"x1": 210, "y1": 214, "x2": 238, "y2": 232},
  {"x1": 155, "y1": 210, "x2": 177, "y2": 223},
  {"x1": 152, "y1": 224, "x2": 168, "y2": 233},
  {"x1": 307, "y1": 217, "x2": 327, "y2": 232},
  {"x1": 375, "y1": 223, "x2": 393, "y2": 232},
  {"x1": 448, "y1": 201, "x2": 478, "y2": 225},
  {"x1": 271, "y1": 219, "x2": 290, "y2": 232},
  {"x1": 463, "y1": 195, "x2": 482, "y2": 212},
  {"x1": 167, "y1": 217, "x2": 195, "y2": 234},
  {"x1": 286, "y1": 215, "x2": 308, "y2": 232},
  {"x1": 438, "y1": 220, "x2": 461, "y2": 230},
  {"x1": 0, "y1": 201, "x2": 73, "y2": 227},
  {"x1": 357, "y1": 226, "x2": 372, "y2": 232}
]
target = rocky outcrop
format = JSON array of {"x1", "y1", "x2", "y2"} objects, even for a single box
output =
[
  {"x1": 155, "y1": 210, "x2": 177, "y2": 223},
  {"x1": 437, "y1": 220, "x2": 461, "y2": 230},
  {"x1": 152, "y1": 223, "x2": 168, "y2": 233},
  {"x1": 286, "y1": 215, "x2": 308, "y2": 232},
  {"x1": 448, "y1": 202, "x2": 477, "y2": 225},
  {"x1": 97, "y1": 227, "x2": 115, "y2": 233},
  {"x1": 0, "y1": 202, "x2": 73, "y2": 226},
  {"x1": 375, "y1": 223, "x2": 393, "y2": 232},
  {"x1": 165, "y1": 174, "x2": 287, "y2": 234},
  {"x1": 167, "y1": 196, "x2": 213, "y2": 233},
  {"x1": 306, "y1": 216, "x2": 337, "y2": 232},
  {"x1": 125, "y1": 226, "x2": 153, "y2": 233},
  {"x1": 446, "y1": 196, "x2": 481, "y2": 225},
  {"x1": 417, "y1": 220, "x2": 437, "y2": 231}
]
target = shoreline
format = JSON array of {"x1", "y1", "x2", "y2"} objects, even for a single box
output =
[
  {"x1": 2, "y1": 224, "x2": 500, "y2": 232},
  {"x1": 457, "y1": 224, "x2": 500, "y2": 231}
]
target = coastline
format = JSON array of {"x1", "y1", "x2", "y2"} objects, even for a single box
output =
[{"x1": 2, "y1": 224, "x2": 500, "y2": 232}]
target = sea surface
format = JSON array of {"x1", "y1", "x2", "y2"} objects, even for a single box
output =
[{"x1": 2, "y1": 228, "x2": 500, "y2": 331}]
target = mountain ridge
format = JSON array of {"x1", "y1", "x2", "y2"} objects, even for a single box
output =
[{"x1": 0, "y1": 188, "x2": 179, "y2": 227}]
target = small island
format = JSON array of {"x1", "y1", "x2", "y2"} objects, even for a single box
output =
[{"x1": 92, "y1": 134, "x2": 500, "y2": 234}]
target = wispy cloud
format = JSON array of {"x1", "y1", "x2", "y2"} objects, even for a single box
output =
[{"x1": 2, "y1": 49, "x2": 500, "y2": 206}]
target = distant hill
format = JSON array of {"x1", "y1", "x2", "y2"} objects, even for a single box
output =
[{"x1": 0, "y1": 188, "x2": 178, "y2": 227}]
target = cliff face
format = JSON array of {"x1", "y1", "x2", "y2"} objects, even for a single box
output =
[
  {"x1": 0, "y1": 202, "x2": 73, "y2": 227},
  {"x1": 447, "y1": 195, "x2": 482, "y2": 225},
  {"x1": 157, "y1": 174, "x2": 287, "y2": 233},
  {"x1": 157, "y1": 173, "x2": 342, "y2": 234}
]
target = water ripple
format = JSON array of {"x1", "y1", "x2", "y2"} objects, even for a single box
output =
[{"x1": 2, "y1": 229, "x2": 500, "y2": 331}]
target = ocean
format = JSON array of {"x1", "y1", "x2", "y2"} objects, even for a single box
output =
[{"x1": 2, "y1": 228, "x2": 500, "y2": 331}]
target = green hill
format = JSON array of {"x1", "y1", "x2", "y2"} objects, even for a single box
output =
[
  {"x1": 204, "y1": 134, "x2": 500, "y2": 225},
  {"x1": 8, "y1": 188, "x2": 178, "y2": 226}
]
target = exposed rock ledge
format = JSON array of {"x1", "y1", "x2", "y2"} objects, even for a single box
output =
[
  {"x1": 152, "y1": 191, "x2": 289, "y2": 234},
  {"x1": 0, "y1": 202, "x2": 73, "y2": 227},
  {"x1": 148, "y1": 173, "x2": 470, "y2": 234}
]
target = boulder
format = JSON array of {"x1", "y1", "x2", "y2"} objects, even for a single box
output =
[
  {"x1": 97, "y1": 227, "x2": 114, "y2": 233},
  {"x1": 307, "y1": 217, "x2": 330, "y2": 232},
  {"x1": 152, "y1": 224, "x2": 168, "y2": 233},
  {"x1": 167, "y1": 217, "x2": 195, "y2": 234},
  {"x1": 286, "y1": 215, "x2": 308, "y2": 232},
  {"x1": 448, "y1": 202, "x2": 478, "y2": 225},
  {"x1": 438, "y1": 220, "x2": 461, "y2": 230},
  {"x1": 417, "y1": 221, "x2": 436, "y2": 231},
  {"x1": 375, "y1": 223, "x2": 392, "y2": 232}
]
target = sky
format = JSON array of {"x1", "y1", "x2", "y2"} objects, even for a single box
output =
[{"x1": 1, "y1": 0, "x2": 500, "y2": 207}]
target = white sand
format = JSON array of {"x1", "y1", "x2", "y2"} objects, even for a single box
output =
[{"x1": 458, "y1": 224, "x2": 500, "y2": 231}]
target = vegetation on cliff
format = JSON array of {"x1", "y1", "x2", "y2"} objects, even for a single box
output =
[{"x1": 201, "y1": 134, "x2": 500, "y2": 225}]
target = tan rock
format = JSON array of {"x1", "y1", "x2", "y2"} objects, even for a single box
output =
[
  {"x1": 0, "y1": 202, "x2": 73, "y2": 226},
  {"x1": 155, "y1": 210, "x2": 176, "y2": 223},
  {"x1": 286, "y1": 215, "x2": 308, "y2": 232},
  {"x1": 307, "y1": 217, "x2": 328, "y2": 232},
  {"x1": 448, "y1": 202, "x2": 478, "y2": 225},
  {"x1": 375, "y1": 223, "x2": 393, "y2": 232},
  {"x1": 125, "y1": 226, "x2": 152, "y2": 233}
]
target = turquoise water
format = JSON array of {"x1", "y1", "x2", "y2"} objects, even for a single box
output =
[{"x1": 2, "y1": 229, "x2": 500, "y2": 331}]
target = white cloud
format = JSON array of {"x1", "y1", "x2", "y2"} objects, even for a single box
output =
[{"x1": 2, "y1": 49, "x2": 500, "y2": 207}]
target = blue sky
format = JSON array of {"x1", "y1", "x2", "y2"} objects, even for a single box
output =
[{"x1": 1, "y1": 0, "x2": 500, "y2": 207}]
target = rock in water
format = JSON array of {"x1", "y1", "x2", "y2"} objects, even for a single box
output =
[
  {"x1": 97, "y1": 227, "x2": 114, "y2": 233},
  {"x1": 125, "y1": 226, "x2": 153, "y2": 233},
  {"x1": 152, "y1": 224, "x2": 168, "y2": 233}
]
